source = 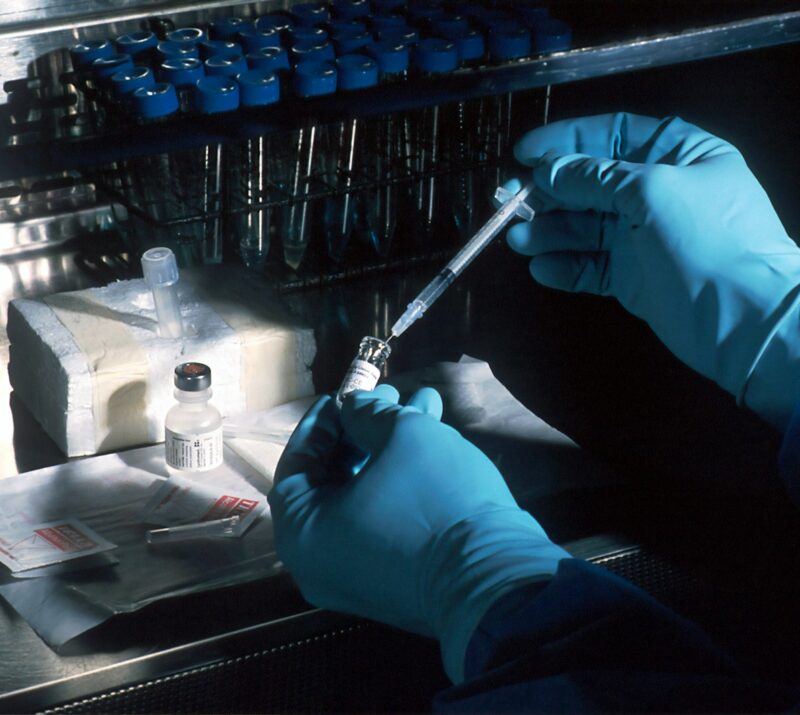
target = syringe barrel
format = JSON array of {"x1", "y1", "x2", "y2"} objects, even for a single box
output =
[{"x1": 446, "y1": 182, "x2": 533, "y2": 276}]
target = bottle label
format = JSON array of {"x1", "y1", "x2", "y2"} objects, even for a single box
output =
[
  {"x1": 338, "y1": 359, "x2": 381, "y2": 400},
  {"x1": 165, "y1": 426, "x2": 223, "y2": 471}
]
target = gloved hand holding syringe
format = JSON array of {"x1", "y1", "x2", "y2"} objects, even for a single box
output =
[{"x1": 336, "y1": 181, "x2": 535, "y2": 402}]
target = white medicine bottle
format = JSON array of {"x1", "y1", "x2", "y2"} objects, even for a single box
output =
[{"x1": 165, "y1": 362, "x2": 223, "y2": 474}]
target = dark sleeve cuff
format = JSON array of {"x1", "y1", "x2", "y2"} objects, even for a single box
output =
[
  {"x1": 778, "y1": 399, "x2": 800, "y2": 506},
  {"x1": 434, "y1": 559, "x2": 798, "y2": 713}
]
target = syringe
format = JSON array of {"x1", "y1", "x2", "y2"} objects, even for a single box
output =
[{"x1": 388, "y1": 181, "x2": 535, "y2": 340}]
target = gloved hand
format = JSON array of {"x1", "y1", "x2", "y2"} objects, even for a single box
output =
[
  {"x1": 268, "y1": 385, "x2": 569, "y2": 683},
  {"x1": 506, "y1": 112, "x2": 800, "y2": 432}
]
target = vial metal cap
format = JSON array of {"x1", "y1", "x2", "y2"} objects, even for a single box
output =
[
  {"x1": 166, "y1": 27, "x2": 207, "y2": 46},
  {"x1": 111, "y1": 65, "x2": 156, "y2": 97},
  {"x1": 174, "y1": 362, "x2": 212, "y2": 391},
  {"x1": 70, "y1": 40, "x2": 114, "y2": 68},
  {"x1": 293, "y1": 60, "x2": 337, "y2": 96},
  {"x1": 195, "y1": 75, "x2": 241, "y2": 112},
  {"x1": 116, "y1": 31, "x2": 158, "y2": 58},
  {"x1": 131, "y1": 82, "x2": 180, "y2": 118},
  {"x1": 160, "y1": 57, "x2": 205, "y2": 88},
  {"x1": 413, "y1": 38, "x2": 458, "y2": 73},
  {"x1": 237, "y1": 69, "x2": 280, "y2": 106},
  {"x1": 205, "y1": 52, "x2": 248, "y2": 77},
  {"x1": 246, "y1": 46, "x2": 290, "y2": 72},
  {"x1": 367, "y1": 40, "x2": 409, "y2": 76},
  {"x1": 336, "y1": 54, "x2": 378, "y2": 90},
  {"x1": 210, "y1": 16, "x2": 249, "y2": 41}
]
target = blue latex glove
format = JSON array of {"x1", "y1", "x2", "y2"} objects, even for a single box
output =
[
  {"x1": 268, "y1": 385, "x2": 569, "y2": 683},
  {"x1": 506, "y1": 112, "x2": 800, "y2": 432}
]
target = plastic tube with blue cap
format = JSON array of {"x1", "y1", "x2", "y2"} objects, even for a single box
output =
[
  {"x1": 281, "y1": 60, "x2": 337, "y2": 270},
  {"x1": 232, "y1": 69, "x2": 281, "y2": 272},
  {"x1": 141, "y1": 246, "x2": 184, "y2": 338}
]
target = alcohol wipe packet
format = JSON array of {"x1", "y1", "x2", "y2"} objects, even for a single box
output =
[{"x1": 0, "y1": 519, "x2": 116, "y2": 573}]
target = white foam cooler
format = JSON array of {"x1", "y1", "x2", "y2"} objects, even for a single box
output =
[{"x1": 7, "y1": 267, "x2": 316, "y2": 457}]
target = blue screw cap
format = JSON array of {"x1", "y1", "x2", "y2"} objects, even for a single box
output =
[
  {"x1": 199, "y1": 39, "x2": 241, "y2": 60},
  {"x1": 488, "y1": 25, "x2": 531, "y2": 60},
  {"x1": 160, "y1": 57, "x2": 205, "y2": 88},
  {"x1": 406, "y1": 1, "x2": 447, "y2": 27},
  {"x1": 205, "y1": 52, "x2": 249, "y2": 77},
  {"x1": 293, "y1": 60, "x2": 337, "y2": 96},
  {"x1": 291, "y1": 3, "x2": 331, "y2": 27},
  {"x1": 370, "y1": 13, "x2": 406, "y2": 31},
  {"x1": 210, "y1": 17, "x2": 249, "y2": 41},
  {"x1": 336, "y1": 54, "x2": 378, "y2": 89},
  {"x1": 111, "y1": 65, "x2": 155, "y2": 97},
  {"x1": 166, "y1": 27, "x2": 207, "y2": 46},
  {"x1": 255, "y1": 13, "x2": 295, "y2": 34},
  {"x1": 238, "y1": 26, "x2": 283, "y2": 52},
  {"x1": 290, "y1": 26, "x2": 329, "y2": 44},
  {"x1": 367, "y1": 40, "x2": 409, "y2": 76},
  {"x1": 452, "y1": 29, "x2": 485, "y2": 63},
  {"x1": 157, "y1": 40, "x2": 200, "y2": 61},
  {"x1": 534, "y1": 18, "x2": 571, "y2": 52},
  {"x1": 70, "y1": 40, "x2": 114, "y2": 69},
  {"x1": 509, "y1": 0, "x2": 549, "y2": 28},
  {"x1": 332, "y1": 30, "x2": 373, "y2": 55},
  {"x1": 131, "y1": 82, "x2": 179, "y2": 118},
  {"x1": 195, "y1": 75, "x2": 240, "y2": 113},
  {"x1": 328, "y1": 19, "x2": 368, "y2": 34},
  {"x1": 237, "y1": 69, "x2": 280, "y2": 106},
  {"x1": 431, "y1": 15, "x2": 470, "y2": 39},
  {"x1": 115, "y1": 31, "x2": 158, "y2": 58},
  {"x1": 332, "y1": 0, "x2": 371, "y2": 19},
  {"x1": 291, "y1": 38, "x2": 336, "y2": 64},
  {"x1": 413, "y1": 38, "x2": 458, "y2": 73},
  {"x1": 371, "y1": 0, "x2": 406, "y2": 13},
  {"x1": 246, "y1": 46, "x2": 291, "y2": 72},
  {"x1": 379, "y1": 26, "x2": 420, "y2": 45},
  {"x1": 92, "y1": 53, "x2": 135, "y2": 79}
]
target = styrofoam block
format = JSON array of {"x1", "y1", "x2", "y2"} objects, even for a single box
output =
[{"x1": 8, "y1": 267, "x2": 316, "y2": 457}]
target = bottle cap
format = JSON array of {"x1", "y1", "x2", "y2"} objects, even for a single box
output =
[
  {"x1": 160, "y1": 57, "x2": 205, "y2": 88},
  {"x1": 205, "y1": 52, "x2": 249, "y2": 77},
  {"x1": 371, "y1": 0, "x2": 406, "y2": 13},
  {"x1": 292, "y1": 2, "x2": 331, "y2": 27},
  {"x1": 378, "y1": 26, "x2": 420, "y2": 45},
  {"x1": 141, "y1": 246, "x2": 179, "y2": 288},
  {"x1": 195, "y1": 75, "x2": 240, "y2": 112},
  {"x1": 237, "y1": 69, "x2": 280, "y2": 106},
  {"x1": 293, "y1": 60, "x2": 337, "y2": 96},
  {"x1": 115, "y1": 31, "x2": 158, "y2": 58},
  {"x1": 533, "y1": 18, "x2": 572, "y2": 52},
  {"x1": 453, "y1": 29, "x2": 485, "y2": 63},
  {"x1": 92, "y1": 53, "x2": 134, "y2": 79},
  {"x1": 290, "y1": 38, "x2": 336, "y2": 64},
  {"x1": 199, "y1": 39, "x2": 241, "y2": 60},
  {"x1": 166, "y1": 27, "x2": 207, "y2": 46},
  {"x1": 246, "y1": 46, "x2": 291, "y2": 72},
  {"x1": 238, "y1": 25, "x2": 283, "y2": 52},
  {"x1": 370, "y1": 13, "x2": 406, "y2": 31},
  {"x1": 367, "y1": 41, "x2": 409, "y2": 76},
  {"x1": 329, "y1": 18, "x2": 368, "y2": 33},
  {"x1": 157, "y1": 40, "x2": 200, "y2": 61},
  {"x1": 332, "y1": 30, "x2": 372, "y2": 55},
  {"x1": 406, "y1": 1, "x2": 446, "y2": 27},
  {"x1": 70, "y1": 40, "x2": 114, "y2": 69},
  {"x1": 290, "y1": 26, "x2": 329, "y2": 44},
  {"x1": 510, "y1": 1, "x2": 549, "y2": 28},
  {"x1": 413, "y1": 38, "x2": 458, "y2": 73},
  {"x1": 430, "y1": 15, "x2": 470, "y2": 39},
  {"x1": 209, "y1": 16, "x2": 249, "y2": 41},
  {"x1": 111, "y1": 65, "x2": 156, "y2": 97},
  {"x1": 255, "y1": 13, "x2": 295, "y2": 34},
  {"x1": 488, "y1": 25, "x2": 531, "y2": 60},
  {"x1": 131, "y1": 82, "x2": 180, "y2": 118},
  {"x1": 174, "y1": 362, "x2": 212, "y2": 391},
  {"x1": 332, "y1": 0, "x2": 370, "y2": 19},
  {"x1": 336, "y1": 54, "x2": 378, "y2": 89}
]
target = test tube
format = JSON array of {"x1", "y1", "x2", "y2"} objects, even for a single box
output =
[
  {"x1": 362, "y1": 40, "x2": 411, "y2": 257},
  {"x1": 324, "y1": 55, "x2": 379, "y2": 264},
  {"x1": 141, "y1": 246, "x2": 184, "y2": 338},
  {"x1": 282, "y1": 60, "x2": 337, "y2": 270},
  {"x1": 194, "y1": 76, "x2": 240, "y2": 264},
  {"x1": 232, "y1": 69, "x2": 281, "y2": 272},
  {"x1": 411, "y1": 39, "x2": 459, "y2": 244}
]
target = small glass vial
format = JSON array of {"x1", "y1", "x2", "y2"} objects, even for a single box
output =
[
  {"x1": 165, "y1": 362, "x2": 223, "y2": 474},
  {"x1": 337, "y1": 336, "x2": 392, "y2": 405}
]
